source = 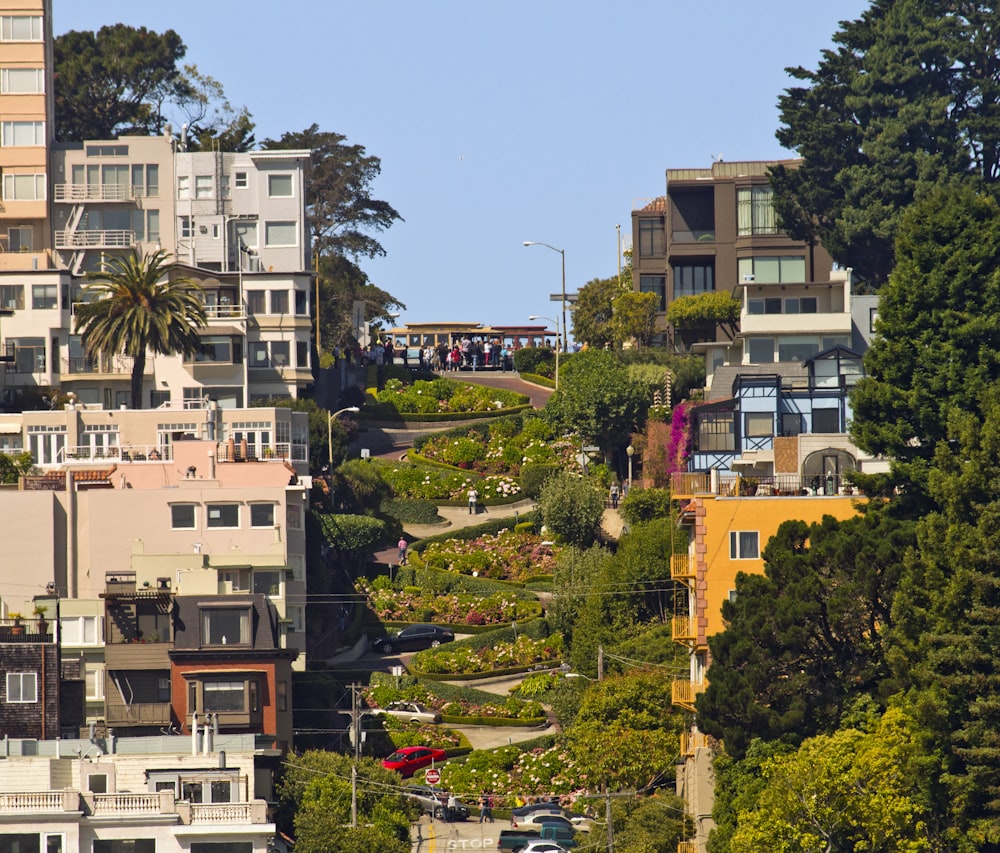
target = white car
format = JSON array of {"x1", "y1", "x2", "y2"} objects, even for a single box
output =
[
  {"x1": 518, "y1": 811, "x2": 591, "y2": 832},
  {"x1": 370, "y1": 701, "x2": 441, "y2": 724},
  {"x1": 517, "y1": 842, "x2": 570, "y2": 853}
]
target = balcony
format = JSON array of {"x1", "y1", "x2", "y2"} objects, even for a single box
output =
[
  {"x1": 104, "y1": 702, "x2": 172, "y2": 728},
  {"x1": 53, "y1": 184, "x2": 137, "y2": 202},
  {"x1": 0, "y1": 791, "x2": 76, "y2": 813},
  {"x1": 204, "y1": 303, "x2": 247, "y2": 322},
  {"x1": 680, "y1": 728, "x2": 709, "y2": 756},
  {"x1": 55, "y1": 229, "x2": 135, "y2": 249},
  {"x1": 217, "y1": 441, "x2": 306, "y2": 463},
  {"x1": 671, "y1": 472, "x2": 858, "y2": 498},
  {"x1": 671, "y1": 554, "x2": 695, "y2": 581},
  {"x1": 0, "y1": 617, "x2": 54, "y2": 644},
  {"x1": 672, "y1": 616, "x2": 697, "y2": 645},
  {"x1": 61, "y1": 445, "x2": 172, "y2": 464},
  {"x1": 62, "y1": 353, "x2": 151, "y2": 376},
  {"x1": 671, "y1": 229, "x2": 715, "y2": 244},
  {"x1": 673, "y1": 681, "x2": 705, "y2": 713}
]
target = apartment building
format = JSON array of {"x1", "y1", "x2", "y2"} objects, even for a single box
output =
[
  {"x1": 0, "y1": 737, "x2": 279, "y2": 852},
  {"x1": 0, "y1": 0, "x2": 54, "y2": 272},
  {"x1": 631, "y1": 159, "x2": 837, "y2": 353}
]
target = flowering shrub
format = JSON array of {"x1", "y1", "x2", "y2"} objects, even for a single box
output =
[
  {"x1": 376, "y1": 461, "x2": 476, "y2": 501},
  {"x1": 411, "y1": 633, "x2": 564, "y2": 675},
  {"x1": 374, "y1": 378, "x2": 527, "y2": 414},
  {"x1": 356, "y1": 578, "x2": 537, "y2": 625},
  {"x1": 667, "y1": 402, "x2": 692, "y2": 475},
  {"x1": 363, "y1": 681, "x2": 544, "y2": 722},
  {"x1": 420, "y1": 530, "x2": 556, "y2": 581}
]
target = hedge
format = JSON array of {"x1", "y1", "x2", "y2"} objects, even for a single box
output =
[
  {"x1": 379, "y1": 564, "x2": 541, "y2": 602},
  {"x1": 410, "y1": 511, "x2": 542, "y2": 553},
  {"x1": 411, "y1": 412, "x2": 532, "y2": 452},
  {"x1": 518, "y1": 372, "x2": 555, "y2": 389},
  {"x1": 362, "y1": 402, "x2": 534, "y2": 424},
  {"x1": 380, "y1": 497, "x2": 444, "y2": 525}
]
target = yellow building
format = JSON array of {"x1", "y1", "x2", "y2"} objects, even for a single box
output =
[{"x1": 670, "y1": 481, "x2": 862, "y2": 712}]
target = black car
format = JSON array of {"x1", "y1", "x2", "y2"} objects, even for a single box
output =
[{"x1": 370, "y1": 624, "x2": 455, "y2": 654}]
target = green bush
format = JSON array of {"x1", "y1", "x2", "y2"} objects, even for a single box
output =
[
  {"x1": 620, "y1": 487, "x2": 672, "y2": 524},
  {"x1": 512, "y1": 346, "x2": 554, "y2": 375},
  {"x1": 514, "y1": 521, "x2": 537, "y2": 534},
  {"x1": 380, "y1": 497, "x2": 443, "y2": 524},
  {"x1": 520, "y1": 463, "x2": 559, "y2": 499}
]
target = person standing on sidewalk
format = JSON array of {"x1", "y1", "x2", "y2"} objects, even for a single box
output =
[
  {"x1": 468, "y1": 487, "x2": 478, "y2": 514},
  {"x1": 397, "y1": 536, "x2": 408, "y2": 565}
]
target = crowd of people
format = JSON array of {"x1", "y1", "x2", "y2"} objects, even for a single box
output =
[{"x1": 329, "y1": 334, "x2": 562, "y2": 372}]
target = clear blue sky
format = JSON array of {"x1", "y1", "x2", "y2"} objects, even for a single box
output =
[{"x1": 56, "y1": 1, "x2": 870, "y2": 335}]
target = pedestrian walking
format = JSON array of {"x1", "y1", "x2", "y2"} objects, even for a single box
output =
[
  {"x1": 468, "y1": 487, "x2": 478, "y2": 515},
  {"x1": 609, "y1": 481, "x2": 620, "y2": 509},
  {"x1": 447, "y1": 793, "x2": 458, "y2": 822},
  {"x1": 397, "y1": 536, "x2": 408, "y2": 565}
]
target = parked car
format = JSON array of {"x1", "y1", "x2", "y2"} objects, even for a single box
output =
[
  {"x1": 517, "y1": 842, "x2": 570, "y2": 853},
  {"x1": 498, "y1": 825, "x2": 577, "y2": 850},
  {"x1": 403, "y1": 785, "x2": 470, "y2": 820},
  {"x1": 518, "y1": 814, "x2": 577, "y2": 833},
  {"x1": 381, "y1": 746, "x2": 447, "y2": 777},
  {"x1": 370, "y1": 701, "x2": 441, "y2": 724},
  {"x1": 511, "y1": 799, "x2": 563, "y2": 818},
  {"x1": 370, "y1": 624, "x2": 455, "y2": 654}
]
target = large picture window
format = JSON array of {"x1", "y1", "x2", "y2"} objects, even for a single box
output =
[
  {"x1": 672, "y1": 262, "x2": 714, "y2": 299},
  {"x1": 2, "y1": 121, "x2": 44, "y2": 147},
  {"x1": 637, "y1": 218, "x2": 664, "y2": 256},
  {"x1": 737, "y1": 186, "x2": 778, "y2": 235},
  {"x1": 264, "y1": 221, "x2": 296, "y2": 246},
  {"x1": 268, "y1": 174, "x2": 293, "y2": 197},
  {"x1": 729, "y1": 531, "x2": 760, "y2": 560},
  {"x1": 2, "y1": 174, "x2": 45, "y2": 201},
  {"x1": 203, "y1": 681, "x2": 245, "y2": 712},
  {"x1": 201, "y1": 607, "x2": 251, "y2": 645},
  {"x1": 1, "y1": 68, "x2": 44, "y2": 94},
  {"x1": 206, "y1": 503, "x2": 239, "y2": 528},
  {"x1": 1, "y1": 15, "x2": 43, "y2": 41},
  {"x1": 744, "y1": 412, "x2": 773, "y2": 438}
]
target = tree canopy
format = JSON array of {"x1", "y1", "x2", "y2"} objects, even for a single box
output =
[
  {"x1": 770, "y1": 1, "x2": 1000, "y2": 288},
  {"x1": 666, "y1": 291, "x2": 740, "y2": 340},
  {"x1": 571, "y1": 275, "x2": 618, "y2": 349}
]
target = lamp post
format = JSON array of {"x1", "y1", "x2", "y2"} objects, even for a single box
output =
[
  {"x1": 523, "y1": 241, "x2": 568, "y2": 352},
  {"x1": 328, "y1": 406, "x2": 360, "y2": 467},
  {"x1": 528, "y1": 315, "x2": 559, "y2": 391},
  {"x1": 626, "y1": 443, "x2": 634, "y2": 491}
]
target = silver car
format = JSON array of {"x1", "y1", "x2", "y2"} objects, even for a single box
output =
[{"x1": 371, "y1": 701, "x2": 441, "y2": 724}]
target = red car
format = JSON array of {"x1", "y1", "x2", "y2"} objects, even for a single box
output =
[{"x1": 381, "y1": 746, "x2": 447, "y2": 778}]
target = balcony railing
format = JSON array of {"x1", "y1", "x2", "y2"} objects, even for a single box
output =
[
  {"x1": 62, "y1": 353, "x2": 150, "y2": 376},
  {"x1": 189, "y1": 802, "x2": 256, "y2": 824},
  {"x1": 60, "y1": 445, "x2": 172, "y2": 464},
  {"x1": 53, "y1": 184, "x2": 136, "y2": 202},
  {"x1": 680, "y1": 728, "x2": 709, "y2": 756},
  {"x1": 55, "y1": 229, "x2": 135, "y2": 249},
  {"x1": 671, "y1": 554, "x2": 694, "y2": 581},
  {"x1": 672, "y1": 616, "x2": 697, "y2": 644},
  {"x1": 671, "y1": 229, "x2": 715, "y2": 243},
  {"x1": 92, "y1": 793, "x2": 164, "y2": 816},
  {"x1": 0, "y1": 617, "x2": 54, "y2": 643},
  {"x1": 204, "y1": 303, "x2": 247, "y2": 321},
  {"x1": 0, "y1": 792, "x2": 71, "y2": 813},
  {"x1": 671, "y1": 472, "x2": 859, "y2": 498},
  {"x1": 104, "y1": 702, "x2": 173, "y2": 727},
  {"x1": 217, "y1": 442, "x2": 306, "y2": 463},
  {"x1": 673, "y1": 681, "x2": 705, "y2": 712}
]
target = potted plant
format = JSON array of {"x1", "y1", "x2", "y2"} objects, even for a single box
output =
[
  {"x1": 33, "y1": 604, "x2": 48, "y2": 634},
  {"x1": 8, "y1": 612, "x2": 24, "y2": 635}
]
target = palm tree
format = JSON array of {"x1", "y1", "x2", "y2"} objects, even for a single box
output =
[{"x1": 74, "y1": 250, "x2": 207, "y2": 409}]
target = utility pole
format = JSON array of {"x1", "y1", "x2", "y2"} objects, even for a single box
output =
[
  {"x1": 351, "y1": 682, "x2": 362, "y2": 828},
  {"x1": 604, "y1": 784, "x2": 615, "y2": 852},
  {"x1": 597, "y1": 644, "x2": 604, "y2": 681}
]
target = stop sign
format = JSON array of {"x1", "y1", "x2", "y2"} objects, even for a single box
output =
[{"x1": 425, "y1": 768, "x2": 441, "y2": 785}]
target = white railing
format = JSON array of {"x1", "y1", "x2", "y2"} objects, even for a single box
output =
[
  {"x1": 60, "y1": 445, "x2": 172, "y2": 464},
  {"x1": 0, "y1": 792, "x2": 66, "y2": 812},
  {"x1": 53, "y1": 184, "x2": 134, "y2": 202},
  {"x1": 189, "y1": 802, "x2": 254, "y2": 824},
  {"x1": 55, "y1": 230, "x2": 135, "y2": 249},
  {"x1": 92, "y1": 793, "x2": 163, "y2": 815},
  {"x1": 204, "y1": 303, "x2": 246, "y2": 321}
]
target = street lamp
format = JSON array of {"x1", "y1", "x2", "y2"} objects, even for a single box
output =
[
  {"x1": 523, "y1": 241, "x2": 568, "y2": 352},
  {"x1": 528, "y1": 315, "x2": 559, "y2": 391},
  {"x1": 626, "y1": 444, "x2": 634, "y2": 492},
  {"x1": 328, "y1": 406, "x2": 360, "y2": 467}
]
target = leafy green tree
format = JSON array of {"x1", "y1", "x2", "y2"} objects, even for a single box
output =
[
  {"x1": 727, "y1": 708, "x2": 938, "y2": 853},
  {"x1": 771, "y1": 2, "x2": 994, "y2": 288},
  {"x1": 619, "y1": 487, "x2": 672, "y2": 525},
  {"x1": 550, "y1": 349, "x2": 648, "y2": 455},
  {"x1": 697, "y1": 509, "x2": 915, "y2": 758},
  {"x1": 567, "y1": 672, "x2": 685, "y2": 791},
  {"x1": 0, "y1": 451, "x2": 33, "y2": 484},
  {"x1": 330, "y1": 459, "x2": 393, "y2": 516},
  {"x1": 276, "y1": 750, "x2": 411, "y2": 853},
  {"x1": 611, "y1": 291, "x2": 658, "y2": 349},
  {"x1": 74, "y1": 250, "x2": 206, "y2": 409},
  {"x1": 172, "y1": 64, "x2": 255, "y2": 152},
  {"x1": 547, "y1": 544, "x2": 614, "y2": 645},
  {"x1": 613, "y1": 519, "x2": 680, "y2": 624},
  {"x1": 851, "y1": 185, "x2": 1000, "y2": 502},
  {"x1": 54, "y1": 25, "x2": 188, "y2": 141},
  {"x1": 571, "y1": 275, "x2": 618, "y2": 348},
  {"x1": 667, "y1": 291, "x2": 740, "y2": 340},
  {"x1": 612, "y1": 794, "x2": 691, "y2": 853},
  {"x1": 538, "y1": 470, "x2": 606, "y2": 548}
]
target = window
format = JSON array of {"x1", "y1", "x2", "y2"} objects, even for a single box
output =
[
  {"x1": 268, "y1": 174, "x2": 293, "y2": 197},
  {"x1": 219, "y1": 175, "x2": 231, "y2": 199},
  {"x1": 287, "y1": 502, "x2": 302, "y2": 529},
  {"x1": 744, "y1": 412, "x2": 773, "y2": 438},
  {"x1": 777, "y1": 335, "x2": 820, "y2": 363},
  {"x1": 250, "y1": 503, "x2": 275, "y2": 527},
  {"x1": 1, "y1": 15, "x2": 43, "y2": 41},
  {"x1": 672, "y1": 262, "x2": 714, "y2": 298},
  {"x1": 1, "y1": 68, "x2": 44, "y2": 94},
  {"x1": 270, "y1": 290, "x2": 289, "y2": 314},
  {"x1": 7, "y1": 338, "x2": 45, "y2": 373},
  {"x1": 60, "y1": 615, "x2": 100, "y2": 645},
  {"x1": 0, "y1": 285, "x2": 24, "y2": 310},
  {"x1": 738, "y1": 256, "x2": 806, "y2": 285},
  {"x1": 638, "y1": 218, "x2": 665, "y2": 256},
  {"x1": 271, "y1": 341, "x2": 290, "y2": 367},
  {"x1": 178, "y1": 175, "x2": 191, "y2": 199},
  {"x1": 202, "y1": 608, "x2": 251, "y2": 645},
  {"x1": 639, "y1": 275, "x2": 666, "y2": 311},
  {"x1": 737, "y1": 186, "x2": 778, "y2": 235},
  {"x1": 246, "y1": 291, "x2": 265, "y2": 315},
  {"x1": 2, "y1": 173, "x2": 45, "y2": 201},
  {"x1": 265, "y1": 221, "x2": 296, "y2": 246},
  {"x1": 253, "y1": 570, "x2": 281, "y2": 596},
  {"x1": 781, "y1": 413, "x2": 803, "y2": 436},
  {"x1": 195, "y1": 175, "x2": 213, "y2": 199},
  {"x1": 297, "y1": 340, "x2": 309, "y2": 369},
  {"x1": 147, "y1": 209, "x2": 160, "y2": 242},
  {"x1": 187, "y1": 336, "x2": 237, "y2": 364},
  {"x1": 249, "y1": 342, "x2": 269, "y2": 367},
  {"x1": 206, "y1": 503, "x2": 239, "y2": 528},
  {"x1": 85, "y1": 668, "x2": 104, "y2": 700},
  {"x1": 747, "y1": 337, "x2": 774, "y2": 364},
  {"x1": 295, "y1": 289, "x2": 307, "y2": 315},
  {"x1": 191, "y1": 841, "x2": 253, "y2": 853},
  {"x1": 85, "y1": 144, "x2": 128, "y2": 157},
  {"x1": 2, "y1": 121, "x2": 44, "y2": 146},
  {"x1": 8, "y1": 226, "x2": 32, "y2": 252},
  {"x1": 812, "y1": 408, "x2": 841, "y2": 433},
  {"x1": 277, "y1": 680, "x2": 288, "y2": 712},
  {"x1": 729, "y1": 531, "x2": 760, "y2": 560},
  {"x1": 179, "y1": 215, "x2": 192, "y2": 238},
  {"x1": 94, "y1": 842, "x2": 155, "y2": 853},
  {"x1": 6, "y1": 672, "x2": 37, "y2": 703},
  {"x1": 172, "y1": 504, "x2": 197, "y2": 529},
  {"x1": 234, "y1": 171, "x2": 248, "y2": 189},
  {"x1": 696, "y1": 411, "x2": 735, "y2": 452}
]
